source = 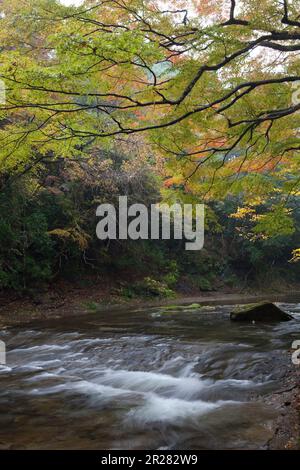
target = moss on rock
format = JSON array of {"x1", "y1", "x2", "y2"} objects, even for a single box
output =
[{"x1": 230, "y1": 302, "x2": 293, "y2": 322}]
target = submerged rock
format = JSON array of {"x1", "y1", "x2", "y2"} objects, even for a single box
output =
[
  {"x1": 230, "y1": 302, "x2": 293, "y2": 322},
  {"x1": 160, "y1": 303, "x2": 202, "y2": 311}
]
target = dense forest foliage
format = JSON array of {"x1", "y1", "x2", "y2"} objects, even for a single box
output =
[{"x1": 0, "y1": 0, "x2": 299, "y2": 295}]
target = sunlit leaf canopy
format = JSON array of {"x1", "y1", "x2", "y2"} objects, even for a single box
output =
[{"x1": 0, "y1": 0, "x2": 300, "y2": 212}]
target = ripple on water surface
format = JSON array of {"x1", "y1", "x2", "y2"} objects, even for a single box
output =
[{"x1": 0, "y1": 302, "x2": 299, "y2": 449}]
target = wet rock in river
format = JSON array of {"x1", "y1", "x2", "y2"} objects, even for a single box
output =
[{"x1": 230, "y1": 302, "x2": 293, "y2": 322}]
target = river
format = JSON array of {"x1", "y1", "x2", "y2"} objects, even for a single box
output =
[{"x1": 0, "y1": 301, "x2": 300, "y2": 449}]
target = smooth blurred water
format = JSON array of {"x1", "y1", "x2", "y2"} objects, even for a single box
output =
[{"x1": 0, "y1": 302, "x2": 300, "y2": 449}]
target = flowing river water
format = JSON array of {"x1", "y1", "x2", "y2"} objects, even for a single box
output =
[{"x1": 0, "y1": 301, "x2": 300, "y2": 450}]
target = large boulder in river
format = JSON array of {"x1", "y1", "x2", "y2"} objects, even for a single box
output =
[{"x1": 230, "y1": 302, "x2": 293, "y2": 322}]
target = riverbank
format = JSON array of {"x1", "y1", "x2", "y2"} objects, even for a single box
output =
[
  {"x1": 262, "y1": 356, "x2": 300, "y2": 450},
  {"x1": 1, "y1": 280, "x2": 300, "y2": 329}
]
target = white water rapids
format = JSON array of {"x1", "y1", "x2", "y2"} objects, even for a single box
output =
[{"x1": 0, "y1": 302, "x2": 300, "y2": 449}]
